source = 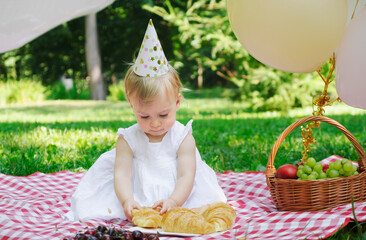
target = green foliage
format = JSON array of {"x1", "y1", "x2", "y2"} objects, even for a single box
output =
[
  {"x1": 20, "y1": 22, "x2": 86, "y2": 85},
  {"x1": 97, "y1": 1, "x2": 174, "y2": 84},
  {"x1": 0, "y1": 78, "x2": 91, "y2": 104},
  {"x1": 107, "y1": 81, "x2": 126, "y2": 102},
  {"x1": 327, "y1": 221, "x2": 366, "y2": 240},
  {"x1": 240, "y1": 68, "x2": 333, "y2": 112},
  {"x1": 47, "y1": 80, "x2": 90, "y2": 100},
  {"x1": 143, "y1": 0, "x2": 248, "y2": 88},
  {"x1": 0, "y1": 79, "x2": 48, "y2": 104},
  {"x1": 0, "y1": 78, "x2": 124, "y2": 104}
]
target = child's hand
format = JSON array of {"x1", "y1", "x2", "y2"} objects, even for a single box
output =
[
  {"x1": 152, "y1": 198, "x2": 178, "y2": 214},
  {"x1": 123, "y1": 199, "x2": 141, "y2": 222}
]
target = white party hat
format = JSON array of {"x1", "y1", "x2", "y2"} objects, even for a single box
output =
[{"x1": 132, "y1": 19, "x2": 169, "y2": 77}]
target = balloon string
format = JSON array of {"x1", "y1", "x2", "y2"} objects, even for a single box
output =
[
  {"x1": 300, "y1": 54, "x2": 341, "y2": 162},
  {"x1": 351, "y1": 0, "x2": 359, "y2": 20}
]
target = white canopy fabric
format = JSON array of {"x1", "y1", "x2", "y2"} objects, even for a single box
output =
[{"x1": 0, "y1": 0, "x2": 114, "y2": 53}]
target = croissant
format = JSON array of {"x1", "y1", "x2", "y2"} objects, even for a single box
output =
[
  {"x1": 193, "y1": 202, "x2": 236, "y2": 232},
  {"x1": 161, "y1": 207, "x2": 216, "y2": 234},
  {"x1": 131, "y1": 207, "x2": 163, "y2": 228}
]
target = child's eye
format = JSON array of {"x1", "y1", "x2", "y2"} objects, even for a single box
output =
[
  {"x1": 140, "y1": 116, "x2": 149, "y2": 119},
  {"x1": 160, "y1": 114, "x2": 168, "y2": 118}
]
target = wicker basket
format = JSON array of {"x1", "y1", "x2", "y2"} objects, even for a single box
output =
[{"x1": 266, "y1": 115, "x2": 366, "y2": 212}]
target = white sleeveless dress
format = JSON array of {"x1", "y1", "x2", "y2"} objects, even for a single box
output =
[{"x1": 65, "y1": 120, "x2": 227, "y2": 221}]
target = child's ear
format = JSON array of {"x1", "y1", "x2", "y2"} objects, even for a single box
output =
[{"x1": 176, "y1": 93, "x2": 182, "y2": 108}]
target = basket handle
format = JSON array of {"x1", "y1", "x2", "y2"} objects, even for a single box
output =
[{"x1": 266, "y1": 116, "x2": 366, "y2": 186}]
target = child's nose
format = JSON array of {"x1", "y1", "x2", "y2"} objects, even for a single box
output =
[{"x1": 151, "y1": 119, "x2": 161, "y2": 128}]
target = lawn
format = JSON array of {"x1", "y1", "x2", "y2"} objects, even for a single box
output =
[
  {"x1": 1, "y1": 97, "x2": 366, "y2": 239},
  {"x1": 1, "y1": 98, "x2": 365, "y2": 176}
]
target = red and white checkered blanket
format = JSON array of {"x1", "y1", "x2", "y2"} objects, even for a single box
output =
[{"x1": 1, "y1": 155, "x2": 365, "y2": 240}]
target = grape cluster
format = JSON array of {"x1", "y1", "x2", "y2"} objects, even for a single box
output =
[
  {"x1": 297, "y1": 157, "x2": 358, "y2": 180},
  {"x1": 63, "y1": 225, "x2": 159, "y2": 240},
  {"x1": 326, "y1": 159, "x2": 358, "y2": 178},
  {"x1": 297, "y1": 157, "x2": 326, "y2": 180}
]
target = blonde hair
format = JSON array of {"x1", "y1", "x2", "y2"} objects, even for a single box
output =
[{"x1": 124, "y1": 64, "x2": 182, "y2": 102}]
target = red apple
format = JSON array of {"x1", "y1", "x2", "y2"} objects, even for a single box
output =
[{"x1": 275, "y1": 164, "x2": 298, "y2": 179}]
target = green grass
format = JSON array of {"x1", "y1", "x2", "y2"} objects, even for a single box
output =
[
  {"x1": 1, "y1": 99, "x2": 365, "y2": 176},
  {"x1": 1, "y1": 98, "x2": 366, "y2": 239}
]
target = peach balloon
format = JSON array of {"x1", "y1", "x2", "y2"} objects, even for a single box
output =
[
  {"x1": 227, "y1": 0, "x2": 348, "y2": 73},
  {"x1": 336, "y1": 6, "x2": 366, "y2": 109}
]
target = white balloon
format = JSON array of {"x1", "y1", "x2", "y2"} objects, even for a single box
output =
[
  {"x1": 227, "y1": 0, "x2": 348, "y2": 73},
  {"x1": 336, "y1": 6, "x2": 366, "y2": 109}
]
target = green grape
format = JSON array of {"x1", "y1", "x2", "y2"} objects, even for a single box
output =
[
  {"x1": 338, "y1": 168, "x2": 345, "y2": 176},
  {"x1": 341, "y1": 159, "x2": 349, "y2": 165},
  {"x1": 298, "y1": 165, "x2": 304, "y2": 171},
  {"x1": 354, "y1": 171, "x2": 359, "y2": 175},
  {"x1": 352, "y1": 164, "x2": 358, "y2": 173},
  {"x1": 310, "y1": 171, "x2": 319, "y2": 179},
  {"x1": 334, "y1": 159, "x2": 342, "y2": 170},
  {"x1": 343, "y1": 162, "x2": 353, "y2": 172},
  {"x1": 297, "y1": 169, "x2": 304, "y2": 178},
  {"x1": 313, "y1": 163, "x2": 323, "y2": 173},
  {"x1": 328, "y1": 162, "x2": 335, "y2": 170},
  {"x1": 344, "y1": 170, "x2": 354, "y2": 177},
  {"x1": 328, "y1": 169, "x2": 340, "y2": 178},
  {"x1": 318, "y1": 172, "x2": 327, "y2": 179},
  {"x1": 303, "y1": 165, "x2": 312, "y2": 174},
  {"x1": 308, "y1": 174, "x2": 317, "y2": 180},
  {"x1": 300, "y1": 174, "x2": 309, "y2": 180},
  {"x1": 306, "y1": 157, "x2": 316, "y2": 168}
]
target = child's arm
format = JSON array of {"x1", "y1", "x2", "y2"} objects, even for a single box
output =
[
  {"x1": 114, "y1": 135, "x2": 141, "y2": 221},
  {"x1": 153, "y1": 133, "x2": 196, "y2": 213}
]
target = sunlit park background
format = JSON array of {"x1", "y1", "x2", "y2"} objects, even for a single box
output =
[{"x1": 1, "y1": 1, "x2": 366, "y2": 239}]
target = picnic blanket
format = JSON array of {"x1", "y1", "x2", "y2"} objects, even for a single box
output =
[{"x1": 1, "y1": 155, "x2": 366, "y2": 240}]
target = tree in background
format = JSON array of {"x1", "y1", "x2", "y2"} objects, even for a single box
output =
[{"x1": 85, "y1": 13, "x2": 105, "y2": 100}]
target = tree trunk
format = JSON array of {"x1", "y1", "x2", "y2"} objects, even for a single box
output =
[
  {"x1": 197, "y1": 59, "x2": 203, "y2": 89},
  {"x1": 85, "y1": 13, "x2": 105, "y2": 100}
]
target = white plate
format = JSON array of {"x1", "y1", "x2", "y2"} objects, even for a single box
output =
[{"x1": 127, "y1": 226, "x2": 200, "y2": 237}]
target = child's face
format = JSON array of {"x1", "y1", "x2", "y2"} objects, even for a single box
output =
[{"x1": 129, "y1": 91, "x2": 181, "y2": 141}]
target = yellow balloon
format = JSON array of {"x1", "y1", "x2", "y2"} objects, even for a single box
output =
[{"x1": 227, "y1": 0, "x2": 348, "y2": 73}]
